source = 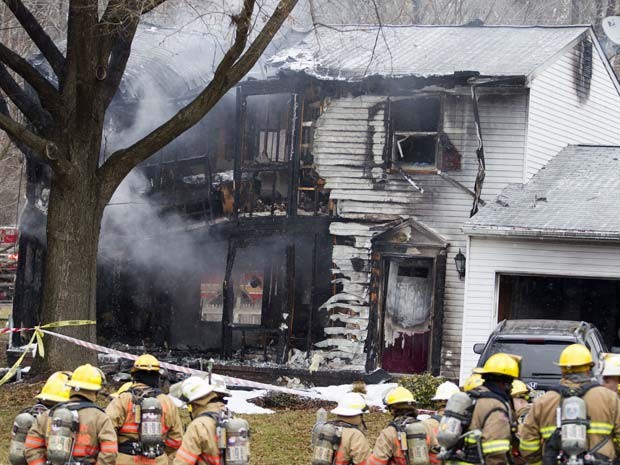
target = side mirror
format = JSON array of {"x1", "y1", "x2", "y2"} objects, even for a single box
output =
[{"x1": 473, "y1": 343, "x2": 485, "y2": 354}]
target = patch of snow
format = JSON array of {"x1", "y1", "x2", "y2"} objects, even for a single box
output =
[
  {"x1": 227, "y1": 389, "x2": 274, "y2": 415},
  {"x1": 311, "y1": 383, "x2": 398, "y2": 408}
]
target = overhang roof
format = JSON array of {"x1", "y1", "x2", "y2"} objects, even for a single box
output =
[
  {"x1": 267, "y1": 24, "x2": 590, "y2": 81},
  {"x1": 464, "y1": 145, "x2": 620, "y2": 241}
]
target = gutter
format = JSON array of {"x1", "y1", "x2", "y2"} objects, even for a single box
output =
[{"x1": 463, "y1": 225, "x2": 620, "y2": 242}]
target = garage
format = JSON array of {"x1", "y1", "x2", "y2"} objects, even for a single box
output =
[
  {"x1": 498, "y1": 274, "x2": 620, "y2": 348},
  {"x1": 459, "y1": 146, "x2": 620, "y2": 381}
]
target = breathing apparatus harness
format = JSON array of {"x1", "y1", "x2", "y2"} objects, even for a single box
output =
[
  {"x1": 198, "y1": 409, "x2": 251, "y2": 465},
  {"x1": 9, "y1": 404, "x2": 50, "y2": 465},
  {"x1": 542, "y1": 382, "x2": 614, "y2": 465},
  {"x1": 390, "y1": 413, "x2": 431, "y2": 465},
  {"x1": 46, "y1": 400, "x2": 104, "y2": 465},
  {"x1": 438, "y1": 388, "x2": 513, "y2": 465},
  {"x1": 311, "y1": 419, "x2": 363, "y2": 465},
  {"x1": 117, "y1": 387, "x2": 165, "y2": 459}
]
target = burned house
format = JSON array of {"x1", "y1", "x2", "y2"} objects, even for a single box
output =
[
  {"x1": 246, "y1": 23, "x2": 620, "y2": 378},
  {"x1": 12, "y1": 23, "x2": 620, "y2": 379}
]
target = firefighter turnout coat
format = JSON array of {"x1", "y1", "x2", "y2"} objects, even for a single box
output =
[
  {"x1": 173, "y1": 402, "x2": 225, "y2": 465},
  {"x1": 519, "y1": 379, "x2": 620, "y2": 465},
  {"x1": 330, "y1": 416, "x2": 371, "y2": 465},
  {"x1": 24, "y1": 397, "x2": 118, "y2": 465},
  {"x1": 106, "y1": 383, "x2": 183, "y2": 465},
  {"x1": 368, "y1": 415, "x2": 434, "y2": 465},
  {"x1": 445, "y1": 386, "x2": 514, "y2": 465}
]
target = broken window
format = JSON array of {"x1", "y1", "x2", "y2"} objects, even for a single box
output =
[
  {"x1": 391, "y1": 97, "x2": 441, "y2": 170},
  {"x1": 243, "y1": 93, "x2": 292, "y2": 165}
]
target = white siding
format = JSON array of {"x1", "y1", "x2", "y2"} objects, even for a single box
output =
[
  {"x1": 525, "y1": 38, "x2": 620, "y2": 180},
  {"x1": 460, "y1": 236, "x2": 620, "y2": 382},
  {"x1": 313, "y1": 91, "x2": 528, "y2": 377}
]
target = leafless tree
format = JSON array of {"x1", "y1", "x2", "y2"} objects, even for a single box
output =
[{"x1": 0, "y1": 0, "x2": 298, "y2": 370}]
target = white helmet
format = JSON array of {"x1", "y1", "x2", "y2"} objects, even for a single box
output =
[
  {"x1": 331, "y1": 392, "x2": 368, "y2": 416},
  {"x1": 602, "y1": 354, "x2": 620, "y2": 377},
  {"x1": 181, "y1": 376, "x2": 214, "y2": 403},
  {"x1": 432, "y1": 381, "x2": 460, "y2": 401},
  {"x1": 212, "y1": 380, "x2": 231, "y2": 397}
]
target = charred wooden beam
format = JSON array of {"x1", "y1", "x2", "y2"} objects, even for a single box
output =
[
  {"x1": 430, "y1": 250, "x2": 447, "y2": 375},
  {"x1": 221, "y1": 238, "x2": 237, "y2": 358},
  {"x1": 287, "y1": 93, "x2": 301, "y2": 216}
]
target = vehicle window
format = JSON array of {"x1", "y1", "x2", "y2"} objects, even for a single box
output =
[{"x1": 482, "y1": 340, "x2": 584, "y2": 379}]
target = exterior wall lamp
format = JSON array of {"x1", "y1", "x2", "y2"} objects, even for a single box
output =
[{"x1": 454, "y1": 249, "x2": 466, "y2": 279}]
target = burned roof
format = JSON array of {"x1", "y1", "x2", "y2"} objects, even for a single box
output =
[
  {"x1": 465, "y1": 145, "x2": 620, "y2": 241},
  {"x1": 268, "y1": 24, "x2": 589, "y2": 81}
]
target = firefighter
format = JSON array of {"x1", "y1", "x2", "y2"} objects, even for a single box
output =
[
  {"x1": 24, "y1": 363, "x2": 118, "y2": 465},
  {"x1": 422, "y1": 381, "x2": 460, "y2": 463},
  {"x1": 520, "y1": 344, "x2": 620, "y2": 465},
  {"x1": 106, "y1": 354, "x2": 183, "y2": 465},
  {"x1": 443, "y1": 353, "x2": 520, "y2": 465},
  {"x1": 601, "y1": 353, "x2": 620, "y2": 395},
  {"x1": 462, "y1": 373, "x2": 484, "y2": 393},
  {"x1": 368, "y1": 386, "x2": 431, "y2": 465},
  {"x1": 311, "y1": 392, "x2": 371, "y2": 465},
  {"x1": 511, "y1": 379, "x2": 532, "y2": 431},
  {"x1": 173, "y1": 376, "x2": 229, "y2": 465},
  {"x1": 511, "y1": 379, "x2": 532, "y2": 465},
  {"x1": 9, "y1": 372, "x2": 72, "y2": 465}
]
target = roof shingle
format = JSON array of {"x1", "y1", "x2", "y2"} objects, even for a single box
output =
[
  {"x1": 268, "y1": 24, "x2": 589, "y2": 81},
  {"x1": 465, "y1": 145, "x2": 620, "y2": 240}
]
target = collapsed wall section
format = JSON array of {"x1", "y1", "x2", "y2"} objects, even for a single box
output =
[{"x1": 312, "y1": 96, "x2": 393, "y2": 370}]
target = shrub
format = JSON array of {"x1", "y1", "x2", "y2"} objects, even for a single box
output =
[{"x1": 398, "y1": 372, "x2": 446, "y2": 409}]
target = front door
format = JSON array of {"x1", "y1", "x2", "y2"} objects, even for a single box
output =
[{"x1": 381, "y1": 258, "x2": 433, "y2": 373}]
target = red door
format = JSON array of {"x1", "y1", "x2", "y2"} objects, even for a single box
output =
[{"x1": 381, "y1": 259, "x2": 433, "y2": 374}]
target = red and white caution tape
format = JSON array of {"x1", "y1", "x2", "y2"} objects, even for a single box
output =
[
  {"x1": 0, "y1": 326, "x2": 33, "y2": 334},
  {"x1": 40, "y1": 329, "x2": 322, "y2": 398}
]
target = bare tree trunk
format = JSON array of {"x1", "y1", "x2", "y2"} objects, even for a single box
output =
[{"x1": 39, "y1": 160, "x2": 103, "y2": 368}]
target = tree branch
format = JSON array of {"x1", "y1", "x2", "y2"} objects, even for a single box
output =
[
  {"x1": 101, "y1": 0, "x2": 298, "y2": 198},
  {"x1": 227, "y1": 0, "x2": 297, "y2": 81},
  {"x1": 0, "y1": 63, "x2": 51, "y2": 129},
  {"x1": 0, "y1": 41, "x2": 59, "y2": 110},
  {"x1": 0, "y1": 100, "x2": 55, "y2": 159},
  {"x1": 2, "y1": 0, "x2": 66, "y2": 82}
]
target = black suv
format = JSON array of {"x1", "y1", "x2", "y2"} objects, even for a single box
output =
[{"x1": 474, "y1": 320, "x2": 607, "y2": 388}]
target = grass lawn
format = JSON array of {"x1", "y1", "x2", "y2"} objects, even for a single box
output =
[{"x1": 0, "y1": 381, "x2": 391, "y2": 465}]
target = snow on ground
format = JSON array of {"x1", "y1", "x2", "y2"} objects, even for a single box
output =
[
  {"x1": 174, "y1": 383, "x2": 399, "y2": 415},
  {"x1": 227, "y1": 389, "x2": 274, "y2": 415},
  {"x1": 311, "y1": 383, "x2": 398, "y2": 408}
]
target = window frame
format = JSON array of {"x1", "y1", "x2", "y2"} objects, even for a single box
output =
[{"x1": 390, "y1": 95, "x2": 443, "y2": 173}]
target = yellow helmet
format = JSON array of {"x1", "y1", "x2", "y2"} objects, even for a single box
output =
[
  {"x1": 556, "y1": 344, "x2": 593, "y2": 369},
  {"x1": 463, "y1": 373, "x2": 483, "y2": 392},
  {"x1": 384, "y1": 386, "x2": 416, "y2": 408},
  {"x1": 36, "y1": 371, "x2": 72, "y2": 403},
  {"x1": 132, "y1": 354, "x2": 161, "y2": 373},
  {"x1": 110, "y1": 382, "x2": 134, "y2": 398},
  {"x1": 478, "y1": 353, "x2": 520, "y2": 379},
  {"x1": 511, "y1": 379, "x2": 530, "y2": 398},
  {"x1": 66, "y1": 364, "x2": 105, "y2": 391}
]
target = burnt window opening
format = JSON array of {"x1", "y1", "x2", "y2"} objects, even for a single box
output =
[
  {"x1": 298, "y1": 94, "x2": 329, "y2": 216},
  {"x1": 391, "y1": 97, "x2": 441, "y2": 170},
  {"x1": 243, "y1": 93, "x2": 292, "y2": 165},
  {"x1": 237, "y1": 93, "x2": 294, "y2": 218},
  {"x1": 575, "y1": 38, "x2": 593, "y2": 102}
]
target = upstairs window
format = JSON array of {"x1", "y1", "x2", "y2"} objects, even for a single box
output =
[{"x1": 391, "y1": 97, "x2": 441, "y2": 170}]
